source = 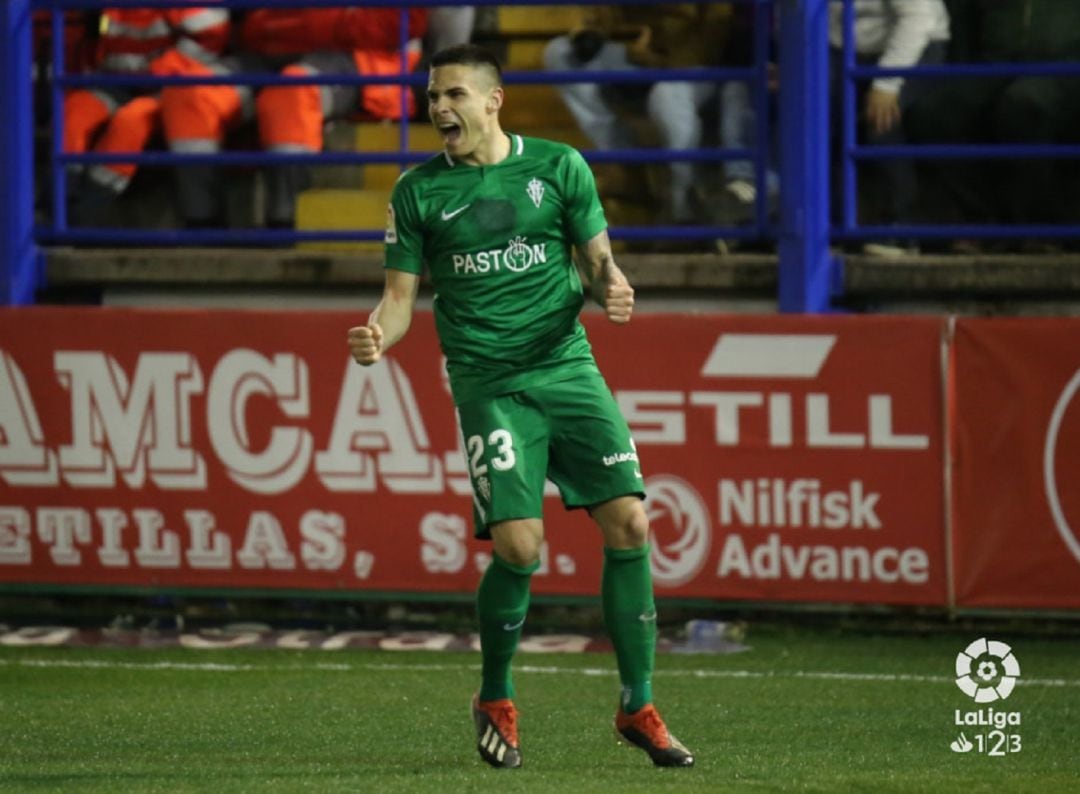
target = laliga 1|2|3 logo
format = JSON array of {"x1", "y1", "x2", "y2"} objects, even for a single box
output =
[{"x1": 949, "y1": 638, "x2": 1022, "y2": 756}]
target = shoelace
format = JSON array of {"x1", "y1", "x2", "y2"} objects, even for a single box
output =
[
  {"x1": 485, "y1": 702, "x2": 519, "y2": 745},
  {"x1": 631, "y1": 707, "x2": 670, "y2": 748}
]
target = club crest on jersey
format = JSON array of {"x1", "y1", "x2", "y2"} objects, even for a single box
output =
[{"x1": 527, "y1": 178, "x2": 545, "y2": 208}]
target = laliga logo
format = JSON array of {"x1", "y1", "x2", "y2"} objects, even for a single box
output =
[
  {"x1": 1044, "y1": 368, "x2": 1080, "y2": 567},
  {"x1": 643, "y1": 475, "x2": 710, "y2": 588},
  {"x1": 955, "y1": 638, "x2": 1021, "y2": 703}
]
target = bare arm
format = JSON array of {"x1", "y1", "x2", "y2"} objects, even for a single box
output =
[
  {"x1": 347, "y1": 269, "x2": 420, "y2": 365},
  {"x1": 575, "y1": 229, "x2": 634, "y2": 324}
]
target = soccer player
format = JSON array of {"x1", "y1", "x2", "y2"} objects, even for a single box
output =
[{"x1": 347, "y1": 43, "x2": 693, "y2": 771}]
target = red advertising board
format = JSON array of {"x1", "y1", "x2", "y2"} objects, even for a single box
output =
[
  {"x1": 0, "y1": 308, "x2": 947, "y2": 605},
  {"x1": 951, "y1": 319, "x2": 1080, "y2": 609}
]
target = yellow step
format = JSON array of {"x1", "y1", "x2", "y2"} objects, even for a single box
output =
[
  {"x1": 505, "y1": 39, "x2": 550, "y2": 70},
  {"x1": 497, "y1": 6, "x2": 583, "y2": 36},
  {"x1": 501, "y1": 84, "x2": 576, "y2": 129},
  {"x1": 352, "y1": 122, "x2": 445, "y2": 152},
  {"x1": 296, "y1": 188, "x2": 391, "y2": 252},
  {"x1": 350, "y1": 122, "x2": 443, "y2": 189}
]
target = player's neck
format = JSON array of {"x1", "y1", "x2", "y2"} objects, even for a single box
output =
[{"x1": 458, "y1": 126, "x2": 511, "y2": 167}]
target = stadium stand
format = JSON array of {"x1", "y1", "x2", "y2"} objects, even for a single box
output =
[
  {"x1": 290, "y1": 6, "x2": 589, "y2": 251},
  {"x1": 3, "y1": 0, "x2": 1080, "y2": 310}
]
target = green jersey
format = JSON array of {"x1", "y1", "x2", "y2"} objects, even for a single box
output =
[{"x1": 384, "y1": 133, "x2": 608, "y2": 405}]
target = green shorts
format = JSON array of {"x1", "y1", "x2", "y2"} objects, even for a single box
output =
[{"x1": 456, "y1": 371, "x2": 645, "y2": 539}]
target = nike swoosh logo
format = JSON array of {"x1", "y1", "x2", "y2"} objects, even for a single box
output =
[
  {"x1": 502, "y1": 617, "x2": 526, "y2": 631},
  {"x1": 633, "y1": 469, "x2": 643, "y2": 479},
  {"x1": 638, "y1": 609, "x2": 657, "y2": 623},
  {"x1": 440, "y1": 204, "x2": 471, "y2": 221}
]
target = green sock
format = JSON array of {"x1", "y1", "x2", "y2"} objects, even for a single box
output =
[
  {"x1": 477, "y1": 553, "x2": 537, "y2": 702},
  {"x1": 602, "y1": 544, "x2": 656, "y2": 713}
]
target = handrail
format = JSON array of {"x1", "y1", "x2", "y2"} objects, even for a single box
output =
[
  {"x1": 38, "y1": 0, "x2": 758, "y2": 9},
  {"x1": 850, "y1": 145, "x2": 1080, "y2": 161},
  {"x1": 35, "y1": 223, "x2": 766, "y2": 247},
  {"x1": 841, "y1": 224, "x2": 1080, "y2": 242},
  {"x1": 57, "y1": 66, "x2": 756, "y2": 88},
  {"x1": 59, "y1": 147, "x2": 751, "y2": 166},
  {"x1": 852, "y1": 62, "x2": 1080, "y2": 80}
]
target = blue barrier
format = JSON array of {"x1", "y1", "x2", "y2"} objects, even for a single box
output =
[
  {"x1": 7, "y1": 0, "x2": 786, "y2": 305},
  {"x1": 33, "y1": 0, "x2": 780, "y2": 254},
  {"x1": 778, "y1": 0, "x2": 832, "y2": 312},
  {"x1": 5, "y1": 0, "x2": 1077, "y2": 310},
  {"x1": 837, "y1": 0, "x2": 1080, "y2": 243},
  {"x1": 56, "y1": 147, "x2": 752, "y2": 166},
  {"x1": 58, "y1": 66, "x2": 758, "y2": 87},
  {"x1": 1, "y1": 0, "x2": 39, "y2": 305}
]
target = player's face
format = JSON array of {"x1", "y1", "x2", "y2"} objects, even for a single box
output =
[{"x1": 427, "y1": 64, "x2": 502, "y2": 162}]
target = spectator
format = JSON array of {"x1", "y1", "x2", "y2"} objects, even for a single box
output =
[
  {"x1": 63, "y1": 6, "x2": 230, "y2": 225},
  {"x1": 411, "y1": 6, "x2": 475, "y2": 121},
  {"x1": 829, "y1": 0, "x2": 950, "y2": 256},
  {"x1": 160, "y1": 46, "x2": 262, "y2": 228},
  {"x1": 907, "y1": 0, "x2": 1080, "y2": 245},
  {"x1": 543, "y1": 4, "x2": 733, "y2": 224},
  {"x1": 244, "y1": 7, "x2": 427, "y2": 228},
  {"x1": 161, "y1": 7, "x2": 428, "y2": 229},
  {"x1": 426, "y1": 6, "x2": 475, "y2": 54},
  {"x1": 715, "y1": 3, "x2": 779, "y2": 228}
]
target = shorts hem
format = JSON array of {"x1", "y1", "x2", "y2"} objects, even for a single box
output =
[{"x1": 564, "y1": 489, "x2": 646, "y2": 512}]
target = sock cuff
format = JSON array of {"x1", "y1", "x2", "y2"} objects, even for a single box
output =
[
  {"x1": 491, "y1": 553, "x2": 541, "y2": 577},
  {"x1": 604, "y1": 544, "x2": 650, "y2": 562}
]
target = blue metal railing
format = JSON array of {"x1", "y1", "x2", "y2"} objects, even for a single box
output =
[
  {"x1": 36, "y1": 0, "x2": 777, "y2": 248},
  {"x1": 1, "y1": 0, "x2": 37, "y2": 305},
  {"x1": 10, "y1": 0, "x2": 1077, "y2": 309},
  {"x1": 838, "y1": 0, "x2": 1080, "y2": 244},
  {"x1": 5, "y1": 0, "x2": 787, "y2": 304}
]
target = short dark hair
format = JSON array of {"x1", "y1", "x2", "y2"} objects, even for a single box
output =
[{"x1": 430, "y1": 44, "x2": 503, "y2": 85}]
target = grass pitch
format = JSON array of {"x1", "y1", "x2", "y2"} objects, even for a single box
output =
[{"x1": 1, "y1": 623, "x2": 1078, "y2": 792}]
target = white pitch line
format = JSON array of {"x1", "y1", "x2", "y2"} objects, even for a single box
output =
[
  {"x1": 0, "y1": 659, "x2": 353, "y2": 673},
  {"x1": 1, "y1": 657, "x2": 1078, "y2": 688}
]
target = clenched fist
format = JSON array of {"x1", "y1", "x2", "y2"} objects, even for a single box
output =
[
  {"x1": 348, "y1": 323, "x2": 384, "y2": 365},
  {"x1": 604, "y1": 280, "x2": 634, "y2": 325}
]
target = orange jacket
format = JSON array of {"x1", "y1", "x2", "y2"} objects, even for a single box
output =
[
  {"x1": 242, "y1": 8, "x2": 427, "y2": 56},
  {"x1": 94, "y1": 7, "x2": 229, "y2": 75},
  {"x1": 355, "y1": 46, "x2": 421, "y2": 120}
]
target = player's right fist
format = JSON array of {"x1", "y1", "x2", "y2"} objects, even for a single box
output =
[{"x1": 348, "y1": 323, "x2": 384, "y2": 366}]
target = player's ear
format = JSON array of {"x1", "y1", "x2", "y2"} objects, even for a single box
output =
[{"x1": 486, "y1": 86, "x2": 504, "y2": 114}]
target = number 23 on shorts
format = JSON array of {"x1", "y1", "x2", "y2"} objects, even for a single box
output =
[{"x1": 467, "y1": 429, "x2": 517, "y2": 477}]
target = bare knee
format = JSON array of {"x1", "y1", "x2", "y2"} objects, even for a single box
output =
[
  {"x1": 593, "y1": 496, "x2": 650, "y2": 550},
  {"x1": 490, "y1": 519, "x2": 544, "y2": 568}
]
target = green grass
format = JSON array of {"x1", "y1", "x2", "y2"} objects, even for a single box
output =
[{"x1": 0, "y1": 625, "x2": 1078, "y2": 792}]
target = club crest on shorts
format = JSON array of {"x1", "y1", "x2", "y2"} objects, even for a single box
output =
[{"x1": 527, "y1": 178, "x2": 544, "y2": 208}]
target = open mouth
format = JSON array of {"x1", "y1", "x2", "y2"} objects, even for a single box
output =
[{"x1": 438, "y1": 122, "x2": 462, "y2": 146}]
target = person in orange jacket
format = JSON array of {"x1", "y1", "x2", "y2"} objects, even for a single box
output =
[
  {"x1": 246, "y1": 6, "x2": 427, "y2": 228},
  {"x1": 63, "y1": 6, "x2": 229, "y2": 224},
  {"x1": 158, "y1": 6, "x2": 427, "y2": 228}
]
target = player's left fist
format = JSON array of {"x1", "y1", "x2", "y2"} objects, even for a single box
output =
[
  {"x1": 348, "y1": 323, "x2": 383, "y2": 366},
  {"x1": 604, "y1": 281, "x2": 634, "y2": 324}
]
